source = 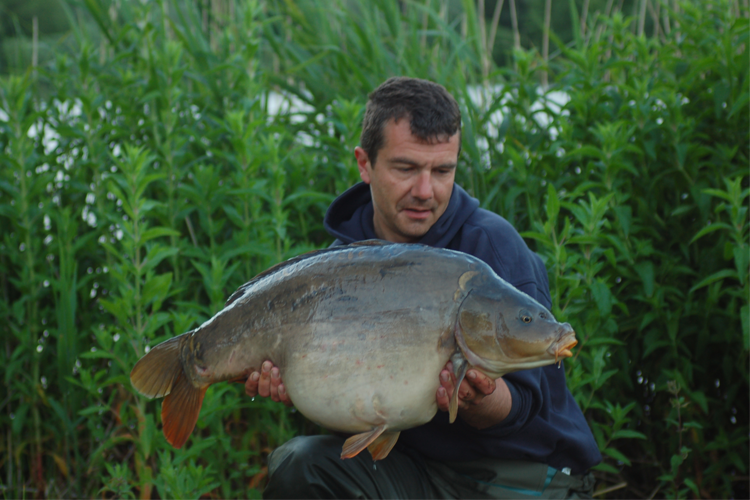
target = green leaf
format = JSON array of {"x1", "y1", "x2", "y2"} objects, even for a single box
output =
[
  {"x1": 602, "y1": 447, "x2": 632, "y2": 466},
  {"x1": 78, "y1": 405, "x2": 105, "y2": 417},
  {"x1": 689, "y1": 222, "x2": 732, "y2": 244},
  {"x1": 140, "y1": 227, "x2": 181, "y2": 245},
  {"x1": 634, "y1": 261, "x2": 655, "y2": 298},
  {"x1": 142, "y1": 273, "x2": 173, "y2": 309},
  {"x1": 742, "y1": 305, "x2": 749, "y2": 350},
  {"x1": 591, "y1": 462, "x2": 620, "y2": 474},
  {"x1": 142, "y1": 246, "x2": 181, "y2": 275},
  {"x1": 613, "y1": 205, "x2": 632, "y2": 238},
  {"x1": 683, "y1": 478, "x2": 700, "y2": 497},
  {"x1": 642, "y1": 330, "x2": 670, "y2": 358},
  {"x1": 80, "y1": 350, "x2": 115, "y2": 360},
  {"x1": 734, "y1": 246, "x2": 748, "y2": 286},
  {"x1": 594, "y1": 369, "x2": 618, "y2": 390},
  {"x1": 611, "y1": 429, "x2": 647, "y2": 440},
  {"x1": 565, "y1": 145, "x2": 604, "y2": 160},
  {"x1": 670, "y1": 452, "x2": 685, "y2": 472},
  {"x1": 728, "y1": 91, "x2": 749, "y2": 118},
  {"x1": 584, "y1": 337, "x2": 626, "y2": 347},
  {"x1": 689, "y1": 269, "x2": 739, "y2": 293},
  {"x1": 682, "y1": 421, "x2": 704, "y2": 429},
  {"x1": 590, "y1": 280, "x2": 613, "y2": 316},
  {"x1": 688, "y1": 390, "x2": 708, "y2": 414},
  {"x1": 140, "y1": 413, "x2": 155, "y2": 460},
  {"x1": 99, "y1": 298, "x2": 130, "y2": 325},
  {"x1": 702, "y1": 188, "x2": 733, "y2": 202},
  {"x1": 545, "y1": 183, "x2": 560, "y2": 224},
  {"x1": 639, "y1": 311, "x2": 659, "y2": 331},
  {"x1": 12, "y1": 403, "x2": 30, "y2": 435}
]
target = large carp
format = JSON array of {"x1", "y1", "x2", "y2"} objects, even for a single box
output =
[{"x1": 130, "y1": 241, "x2": 577, "y2": 460}]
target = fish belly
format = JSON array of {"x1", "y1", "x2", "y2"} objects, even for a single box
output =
[{"x1": 282, "y1": 335, "x2": 449, "y2": 433}]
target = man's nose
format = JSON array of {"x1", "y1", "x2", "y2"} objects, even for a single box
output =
[{"x1": 412, "y1": 171, "x2": 433, "y2": 200}]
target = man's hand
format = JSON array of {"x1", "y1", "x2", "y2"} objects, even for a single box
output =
[
  {"x1": 244, "y1": 360, "x2": 294, "y2": 407},
  {"x1": 436, "y1": 361, "x2": 512, "y2": 429}
]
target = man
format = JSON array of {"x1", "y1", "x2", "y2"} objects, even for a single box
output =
[{"x1": 245, "y1": 77, "x2": 601, "y2": 498}]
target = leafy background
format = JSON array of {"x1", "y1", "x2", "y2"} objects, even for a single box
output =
[{"x1": 0, "y1": 0, "x2": 747, "y2": 498}]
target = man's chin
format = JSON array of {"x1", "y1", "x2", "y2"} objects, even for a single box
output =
[{"x1": 395, "y1": 218, "x2": 433, "y2": 241}]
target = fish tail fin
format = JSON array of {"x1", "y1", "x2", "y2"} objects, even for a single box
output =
[
  {"x1": 130, "y1": 332, "x2": 206, "y2": 448},
  {"x1": 161, "y1": 371, "x2": 207, "y2": 448},
  {"x1": 130, "y1": 333, "x2": 188, "y2": 399}
]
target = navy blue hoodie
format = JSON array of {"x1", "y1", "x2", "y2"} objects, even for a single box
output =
[{"x1": 324, "y1": 182, "x2": 602, "y2": 474}]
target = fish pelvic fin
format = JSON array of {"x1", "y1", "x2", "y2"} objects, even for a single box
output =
[
  {"x1": 449, "y1": 352, "x2": 468, "y2": 424},
  {"x1": 340, "y1": 424, "x2": 387, "y2": 460},
  {"x1": 161, "y1": 370, "x2": 208, "y2": 449},
  {"x1": 130, "y1": 333, "x2": 188, "y2": 399},
  {"x1": 367, "y1": 431, "x2": 401, "y2": 461}
]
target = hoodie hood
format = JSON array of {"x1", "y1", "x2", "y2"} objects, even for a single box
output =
[{"x1": 324, "y1": 182, "x2": 480, "y2": 247}]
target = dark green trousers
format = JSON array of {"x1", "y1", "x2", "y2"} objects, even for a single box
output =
[{"x1": 263, "y1": 435, "x2": 595, "y2": 499}]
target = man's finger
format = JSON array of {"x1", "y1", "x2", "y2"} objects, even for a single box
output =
[
  {"x1": 269, "y1": 366, "x2": 281, "y2": 402},
  {"x1": 440, "y1": 369, "x2": 454, "y2": 392},
  {"x1": 459, "y1": 382, "x2": 475, "y2": 402},
  {"x1": 436, "y1": 386, "x2": 450, "y2": 412},
  {"x1": 258, "y1": 361, "x2": 273, "y2": 398},
  {"x1": 278, "y1": 384, "x2": 294, "y2": 407},
  {"x1": 245, "y1": 371, "x2": 260, "y2": 397},
  {"x1": 437, "y1": 370, "x2": 454, "y2": 411},
  {"x1": 466, "y1": 370, "x2": 496, "y2": 395}
]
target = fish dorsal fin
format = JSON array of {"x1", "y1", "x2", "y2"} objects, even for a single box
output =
[
  {"x1": 225, "y1": 247, "x2": 337, "y2": 306},
  {"x1": 340, "y1": 424, "x2": 387, "y2": 459},
  {"x1": 224, "y1": 241, "x2": 397, "y2": 307},
  {"x1": 349, "y1": 239, "x2": 392, "y2": 247},
  {"x1": 367, "y1": 431, "x2": 401, "y2": 460}
]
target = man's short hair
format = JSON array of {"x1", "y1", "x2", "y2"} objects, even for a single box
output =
[{"x1": 360, "y1": 77, "x2": 461, "y2": 166}]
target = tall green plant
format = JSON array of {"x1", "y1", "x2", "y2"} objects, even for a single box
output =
[{"x1": 0, "y1": 1, "x2": 746, "y2": 498}]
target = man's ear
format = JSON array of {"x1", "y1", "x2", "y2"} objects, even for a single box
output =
[{"x1": 354, "y1": 146, "x2": 371, "y2": 184}]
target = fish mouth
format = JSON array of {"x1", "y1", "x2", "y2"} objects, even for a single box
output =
[{"x1": 551, "y1": 326, "x2": 578, "y2": 365}]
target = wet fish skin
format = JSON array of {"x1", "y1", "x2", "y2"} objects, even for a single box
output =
[{"x1": 130, "y1": 241, "x2": 577, "y2": 459}]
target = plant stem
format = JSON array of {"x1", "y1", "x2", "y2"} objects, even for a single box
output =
[
  {"x1": 509, "y1": 0, "x2": 520, "y2": 53},
  {"x1": 542, "y1": 0, "x2": 551, "y2": 88}
]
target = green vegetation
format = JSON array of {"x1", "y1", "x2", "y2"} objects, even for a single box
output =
[{"x1": 1, "y1": 0, "x2": 747, "y2": 498}]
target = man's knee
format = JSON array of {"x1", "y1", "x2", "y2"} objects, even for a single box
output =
[{"x1": 264, "y1": 435, "x2": 345, "y2": 499}]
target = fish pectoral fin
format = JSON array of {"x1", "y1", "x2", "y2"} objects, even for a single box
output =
[
  {"x1": 340, "y1": 424, "x2": 387, "y2": 460},
  {"x1": 367, "y1": 431, "x2": 401, "y2": 461},
  {"x1": 161, "y1": 371, "x2": 208, "y2": 449},
  {"x1": 449, "y1": 354, "x2": 468, "y2": 424}
]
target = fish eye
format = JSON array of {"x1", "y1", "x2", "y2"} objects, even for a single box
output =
[{"x1": 520, "y1": 311, "x2": 533, "y2": 323}]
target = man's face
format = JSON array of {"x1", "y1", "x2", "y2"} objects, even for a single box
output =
[{"x1": 355, "y1": 118, "x2": 459, "y2": 243}]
